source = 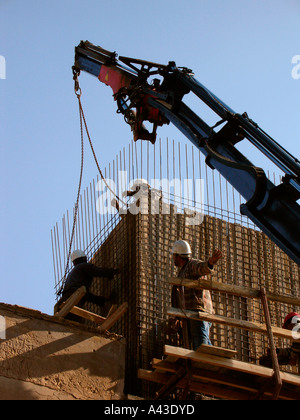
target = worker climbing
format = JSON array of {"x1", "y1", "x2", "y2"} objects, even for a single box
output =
[
  {"x1": 56, "y1": 250, "x2": 120, "y2": 322},
  {"x1": 54, "y1": 65, "x2": 126, "y2": 318}
]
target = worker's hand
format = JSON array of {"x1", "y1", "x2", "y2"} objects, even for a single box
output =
[
  {"x1": 259, "y1": 354, "x2": 273, "y2": 368},
  {"x1": 108, "y1": 268, "x2": 120, "y2": 279},
  {"x1": 168, "y1": 318, "x2": 182, "y2": 333},
  {"x1": 208, "y1": 249, "x2": 222, "y2": 266}
]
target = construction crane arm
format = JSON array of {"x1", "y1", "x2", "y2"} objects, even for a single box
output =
[{"x1": 74, "y1": 41, "x2": 300, "y2": 266}]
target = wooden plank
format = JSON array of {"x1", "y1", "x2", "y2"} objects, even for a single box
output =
[
  {"x1": 197, "y1": 344, "x2": 237, "y2": 359},
  {"x1": 261, "y1": 287, "x2": 282, "y2": 400},
  {"x1": 178, "y1": 285, "x2": 190, "y2": 349},
  {"x1": 106, "y1": 304, "x2": 118, "y2": 318},
  {"x1": 167, "y1": 307, "x2": 295, "y2": 341},
  {"x1": 153, "y1": 358, "x2": 253, "y2": 391},
  {"x1": 54, "y1": 286, "x2": 87, "y2": 318},
  {"x1": 138, "y1": 369, "x2": 257, "y2": 401},
  {"x1": 164, "y1": 345, "x2": 300, "y2": 387},
  {"x1": 151, "y1": 359, "x2": 266, "y2": 396},
  {"x1": 155, "y1": 365, "x2": 187, "y2": 399},
  {"x1": 165, "y1": 344, "x2": 274, "y2": 379},
  {"x1": 152, "y1": 359, "x2": 178, "y2": 373},
  {"x1": 69, "y1": 306, "x2": 106, "y2": 324},
  {"x1": 98, "y1": 302, "x2": 128, "y2": 333},
  {"x1": 150, "y1": 360, "x2": 297, "y2": 400},
  {"x1": 169, "y1": 277, "x2": 300, "y2": 307}
]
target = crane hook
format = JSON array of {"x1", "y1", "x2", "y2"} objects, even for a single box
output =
[{"x1": 72, "y1": 66, "x2": 82, "y2": 97}]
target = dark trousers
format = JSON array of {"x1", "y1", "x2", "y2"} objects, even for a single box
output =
[
  {"x1": 78, "y1": 292, "x2": 106, "y2": 307},
  {"x1": 187, "y1": 319, "x2": 212, "y2": 350}
]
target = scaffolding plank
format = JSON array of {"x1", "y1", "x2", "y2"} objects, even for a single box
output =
[
  {"x1": 139, "y1": 369, "x2": 260, "y2": 400},
  {"x1": 106, "y1": 304, "x2": 118, "y2": 318},
  {"x1": 167, "y1": 307, "x2": 295, "y2": 341},
  {"x1": 169, "y1": 277, "x2": 300, "y2": 307},
  {"x1": 164, "y1": 345, "x2": 300, "y2": 387},
  {"x1": 165, "y1": 344, "x2": 273, "y2": 378},
  {"x1": 152, "y1": 359, "x2": 271, "y2": 397},
  {"x1": 98, "y1": 302, "x2": 128, "y2": 333},
  {"x1": 54, "y1": 286, "x2": 87, "y2": 318},
  {"x1": 197, "y1": 344, "x2": 237, "y2": 359},
  {"x1": 150, "y1": 360, "x2": 298, "y2": 400},
  {"x1": 70, "y1": 306, "x2": 106, "y2": 324}
]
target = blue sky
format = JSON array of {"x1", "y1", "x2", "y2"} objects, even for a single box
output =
[{"x1": 0, "y1": 0, "x2": 299, "y2": 315}]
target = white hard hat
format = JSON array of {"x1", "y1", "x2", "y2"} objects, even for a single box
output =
[
  {"x1": 172, "y1": 240, "x2": 192, "y2": 257},
  {"x1": 130, "y1": 179, "x2": 150, "y2": 190},
  {"x1": 71, "y1": 250, "x2": 86, "y2": 263}
]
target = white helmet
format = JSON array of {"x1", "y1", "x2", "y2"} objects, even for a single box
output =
[
  {"x1": 172, "y1": 240, "x2": 192, "y2": 257},
  {"x1": 129, "y1": 179, "x2": 150, "y2": 191},
  {"x1": 71, "y1": 250, "x2": 86, "y2": 263}
]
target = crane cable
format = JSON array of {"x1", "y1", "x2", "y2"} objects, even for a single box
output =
[
  {"x1": 57, "y1": 82, "x2": 84, "y2": 296},
  {"x1": 73, "y1": 69, "x2": 127, "y2": 207},
  {"x1": 57, "y1": 70, "x2": 127, "y2": 296}
]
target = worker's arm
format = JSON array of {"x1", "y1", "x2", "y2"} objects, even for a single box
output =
[
  {"x1": 183, "y1": 259, "x2": 214, "y2": 280},
  {"x1": 190, "y1": 250, "x2": 222, "y2": 277},
  {"x1": 87, "y1": 264, "x2": 120, "y2": 279},
  {"x1": 259, "y1": 347, "x2": 294, "y2": 367},
  {"x1": 291, "y1": 341, "x2": 300, "y2": 365},
  {"x1": 208, "y1": 249, "x2": 222, "y2": 268}
]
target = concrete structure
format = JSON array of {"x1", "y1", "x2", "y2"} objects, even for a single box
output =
[{"x1": 0, "y1": 303, "x2": 126, "y2": 400}]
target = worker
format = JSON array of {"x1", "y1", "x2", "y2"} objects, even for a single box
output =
[
  {"x1": 111, "y1": 178, "x2": 152, "y2": 216},
  {"x1": 171, "y1": 240, "x2": 222, "y2": 350},
  {"x1": 58, "y1": 250, "x2": 120, "y2": 320},
  {"x1": 259, "y1": 312, "x2": 300, "y2": 368}
]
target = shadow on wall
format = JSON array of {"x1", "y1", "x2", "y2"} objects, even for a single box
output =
[{"x1": 0, "y1": 306, "x2": 126, "y2": 400}]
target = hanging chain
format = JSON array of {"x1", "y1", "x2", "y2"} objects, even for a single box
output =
[
  {"x1": 57, "y1": 68, "x2": 128, "y2": 296},
  {"x1": 72, "y1": 67, "x2": 127, "y2": 206},
  {"x1": 57, "y1": 69, "x2": 85, "y2": 296}
]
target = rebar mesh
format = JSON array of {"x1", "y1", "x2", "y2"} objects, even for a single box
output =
[{"x1": 51, "y1": 139, "x2": 300, "y2": 398}]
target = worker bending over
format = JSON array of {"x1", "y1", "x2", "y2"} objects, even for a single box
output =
[
  {"x1": 259, "y1": 312, "x2": 300, "y2": 368},
  {"x1": 171, "y1": 240, "x2": 222, "y2": 350},
  {"x1": 58, "y1": 250, "x2": 120, "y2": 320}
]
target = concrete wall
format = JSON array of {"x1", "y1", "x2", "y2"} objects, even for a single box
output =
[{"x1": 0, "y1": 303, "x2": 126, "y2": 400}]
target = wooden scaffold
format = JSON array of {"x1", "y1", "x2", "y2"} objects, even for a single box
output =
[
  {"x1": 138, "y1": 278, "x2": 300, "y2": 400},
  {"x1": 54, "y1": 286, "x2": 128, "y2": 333}
]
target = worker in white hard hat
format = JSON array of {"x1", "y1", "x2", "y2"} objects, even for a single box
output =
[
  {"x1": 171, "y1": 240, "x2": 222, "y2": 350},
  {"x1": 59, "y1": 250, "x2": 120, "y2": 321},
  {"x1": 112, "y1": 178, "x2": 151, "y2": 216}
]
